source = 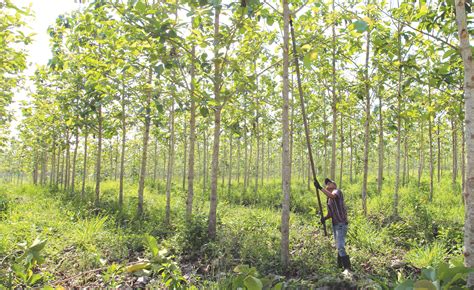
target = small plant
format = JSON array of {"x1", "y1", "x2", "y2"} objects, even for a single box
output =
[
  {"x1": 10, "y1": 237, "x2": 48, "y2": 287},
  {"x1": 125, "y1": 235, "x2": 187, "y2": 288},
  {"x1": 396, "y1": 259, "x2": 474, "y2": 290},
  {"x1": 405, "y1": 242, "x2": 447, "y2": 269},
  {"x1": 102, "y1": 263, "x2": 124, "y2": 287},
  {"x1": 230, "y1": 264, "x2": 283, "y2": 290}
]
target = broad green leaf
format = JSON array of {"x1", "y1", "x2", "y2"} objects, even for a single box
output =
[
  {"x1": 125, "y1": 262, "x2": 151, "y2": 273},
  {"x1": 413, "y1": 280, "x2": 436, "y2": 290},
  {"x1": 244, "y1": 276, "x2": 263, "y2": 290}
]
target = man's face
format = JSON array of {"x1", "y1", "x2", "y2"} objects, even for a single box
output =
[{"x1": 326, "y1": 182, "x2": 336, "y2": 191}]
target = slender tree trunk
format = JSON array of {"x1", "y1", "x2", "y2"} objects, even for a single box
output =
[
  {"x1": 50, "y1": 142, "x2": 56, "y2": 186},
  {"x1": 208, "y1": 6, "x2": 221, "y2": 239},
  {"x1": 267, "y1": 138, "x2": 271, "y2": 181},
  {"x1": 452, "y1": 118, "x2": 458, "y2": 190},
  {"x1": 237, "y1": 138, "x2": 241, "y2": 185},
  {"x1": 437, "y1": 122, "x2": 441, "y2": 182},
  {"x1": 455, "y1": 1, "x2": 474, "y2": 284},
  {"x1": 228, "y1": 136, "x2": 233, "y2": 195},
  {"x1": 95, "y1": 104, "x2": 103, "y2": 206},
  {"x1": 418, "y1": 120, "x2": 425, "y2": 187},
  {"x1": 71, "y1": 130, "x2": 79, "y2": 193},
  {"x1": 330, "y1": 0, "x2": 337, "y2": 180},
  {"x1": 60, "y1": 147, "x2": 65, "y2": 190},
  {"x1": 82, "y1": 130, "x2": 88, "y2": 198},
  {"x1": 261, "y1": 136, "x2": 264, "y2": 186},
  {"x1": 165, "y1": 101, "x2": 175, "y2": 224},
  {"x1": 203, "y1": 129, "x2": 208, "y2": 194},
  {"x1": 65, "y1": 129, "x2": 70, "y2": 191},
  {"x1": 56, "y1": 145, "x2": 61, "y2": 186},
  {"x1": 153, "y1": 139, "x2": 158, "y2": 184},
  {"x1": 244, "y1": 131, "x2": 249, "y2": 192},
  {"x1": 137, "y1": 69, "x2": 153, "y2": 216},
  {"x1": 119, "y1": 89, "x2": 127, "y2": 207},
  {"x1": 339, "y1": 111, "x2": 343, "y2": 187},
  {"x1": 186, "y1": 43, "x2": 197, "y2": 220},
  {"x1": 289, "y1": 74, "x2": 295, "y2": 179},
  {"x1": 361, "y1": 19, "x2": 371, "y2": 215},
  {"x1": 377, "y1": 86, "x2": 384, "y2": 194},
  {"x1": 429, "y1": 87, "x2": 434, "y2": 201},
  {"x1": 349, "y1": 117, "x2": 353, "y2": 183},
  {"x1": 281, "y1": 0, "x2": 291, "y2": 271},
  {"x1": 255, "y1": 122, "x2": 260, "y2": 193},
  {"x1": 182, "y1": 120, "x2": 187, "y2": 191},
  {"x1": 394, "y1": 21, "x2": 403, "y2": 217}
]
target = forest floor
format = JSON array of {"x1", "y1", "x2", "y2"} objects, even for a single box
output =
[{"x1": 0, "y1": 177, "x2": 465, "y2": 288}]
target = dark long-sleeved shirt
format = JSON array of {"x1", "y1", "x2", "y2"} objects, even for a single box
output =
[{"x1": 327, "y1": 189, "x2": 348, "y2": 225}]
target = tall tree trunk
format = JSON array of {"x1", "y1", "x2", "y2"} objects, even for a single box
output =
[
  {"x1": 208, "y1": 6, "x2": 221, "y2": 239},
  {"x1": 428, "y1": 86, "x2": 434, "y2": 201},
  {"x1": 228, "y1": 136, "x2": 233, "y2": 195},
  {"x1": 437, "y1": 122, "x2": 441, "y2": 182},
  {"x1": 95, "y1": 104, "x2": 103, "y2": 206},
  {"x1": 50, "y1": 142, "x2": 56, "y2": 186},
  {"x1": 418, "y1": 119, "x2": 425, "y2": 187},
  {"x1": 267, "y1": 138, "x2": 271, "y2": 181},
  {"x1": 455, "y1": 1, "x2": 474, "y2": 284},
  {"x1": 182, "y1": 120, "x2": 187, "y2": 190},
  {"x1": 255, "y1": 122, "x2": 260, "y2": 193},
  {"x1": 349, "y1": 117, "x2": 353, "y2": 183},
  {"x1": 56, "y1": 144, "x2": 61, "y2": 186},
  {"x1": 165, "y1": 101, "x2": 175, "y2": 224},
  {"x1": 186, "y1": 43, "x2": 197, "y2": 220},
  {"x1": 82, "y1": 130, "x2": 88, "y2": 198},
  {"x1": 330, "y1": 0, "x2": 337, "y2": 180},
  {"x1": 281, "y1": 0, "x2": 291, "y2": 271},
  {"x1": 119, "y1": 89, "x2": 127, "y2": 207},
  {"x1": 71, "y1": 130, "x2": 79, "y2": 193},
  {"x1": 237, "y1": 138, "x2": 241, "y2": 185},
  {"x1": 137, "y1": 69, "x2": 153, "y2": 216},
  {"x1": 452, "y1": 118, "x2": 458, "y2": 190},
  {"x1": 339, "y1": 111, "x2": 343, "y2": 187},
  {"x1": 65, "y1": 129, "x2": 70, "y2": 191},
  {"x1": 60, "y1": 146, "x2": 65, "y2": 190},
  {"x1": 203, "y1": 129, "x2": 208, "y2": 194},
  {"x1": 394, "y1": 21, "x2": 403, "y2": 217},
  {"x1": 244, "y1": 131, "x2": 249, "y2": 192},
  {"x1": 361, "y1": 17, "x2": 371, "y2": 216},
  {"x1": 261, "y1": 136, "x2": 264, "y2": 186},
  {"x1": 377, "y1": 86, "x2": 384, "y2": 194}
]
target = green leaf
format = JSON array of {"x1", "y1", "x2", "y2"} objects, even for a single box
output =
[
  {"x1": 125, "y1": 262, "x2": 151, "y2": 273},
  {"x1": 413, "y1": 280, "x2": 436, "y2": 290},
  {"x1": 395, "y1": 280, "x2": 415, "y2": 290},
  {"x1": 27, "y1": 273, "x2": 43, "y2": 286},
  {"x1": 144, "y1": 235, "x2": 159, "y2": 257},
  {"x1": 244, "y1": 276, "x2": 263, "y2": 290},
  {"x1": 353, "y1": 20, "x2": 369, "y2": 33}
]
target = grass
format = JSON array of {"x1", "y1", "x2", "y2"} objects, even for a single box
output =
[{"x1": 0, "y1": 174, "x2": 465, "y2": 288}]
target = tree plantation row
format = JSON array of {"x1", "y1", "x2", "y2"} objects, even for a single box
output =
[{"x1": 2, "y1": 0, "x2": 474, "y2": 285}]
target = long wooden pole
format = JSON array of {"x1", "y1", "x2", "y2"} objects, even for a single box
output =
[{"x1": 289, "y1": 18, "x2": 327, "y2": 236}]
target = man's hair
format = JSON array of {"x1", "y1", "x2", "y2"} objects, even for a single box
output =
[{"x1": 324, "y1": 178, "x2": 335, "y2": 186}]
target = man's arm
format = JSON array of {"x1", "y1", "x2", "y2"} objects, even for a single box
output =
[{"x1": 320, "y1": 188, "x2": 338, "y2": 199}]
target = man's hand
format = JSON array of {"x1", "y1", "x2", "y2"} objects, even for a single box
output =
[
  {"x1": 320, "y1": 215, "x2": 326, "y2": 224},
  {"x1": 314, "y1": 180, "x2": 322, "y2": 190}
]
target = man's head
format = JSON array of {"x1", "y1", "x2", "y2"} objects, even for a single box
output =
[{"x1": 324, "y1": 178, "x2": 337, "y2": 191}]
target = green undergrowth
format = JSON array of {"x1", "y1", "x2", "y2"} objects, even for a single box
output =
[{"x1": 0, "y1": 175, "x2": 465, "y2": 288}]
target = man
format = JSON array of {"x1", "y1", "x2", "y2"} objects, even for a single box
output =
[{"x1": 316, "y1": 178, "x2": 351, "y2": 271}]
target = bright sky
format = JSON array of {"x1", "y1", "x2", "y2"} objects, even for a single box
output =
[{"x1": 10, "y1": 0, "x2": 81, "y2": 136}]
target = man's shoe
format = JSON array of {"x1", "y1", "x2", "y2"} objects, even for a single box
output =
[
  {"x1": 341, "y1": 255, "x2": 352, "y2": 271},
  {"x1": 337, "y1": 254, "x2": 343, "y2": 268}
]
